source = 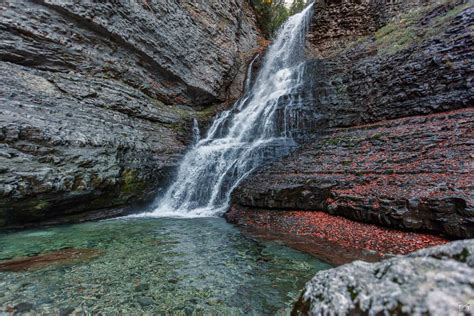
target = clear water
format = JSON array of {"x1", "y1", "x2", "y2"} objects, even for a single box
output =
[
  {"x1": 0, "y1": 218, "x2": 330, "y2": 315},
  {"x1": 140, "y1": 4, "x2": 315, "y2": 217}
]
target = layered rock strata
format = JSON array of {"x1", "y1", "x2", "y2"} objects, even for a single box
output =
[
  {"x1": 0, "y1": 0, "x2": 262, "y2": 227},
  {"x1": 234, "y1": 109, "x2": 474, "y2": 237},
  {"x1": 231, "y1": 0, "x2": 474, "y2": 238}
]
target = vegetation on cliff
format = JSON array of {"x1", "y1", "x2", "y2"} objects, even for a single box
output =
[{"x1": 250, "y1": 0, "x2": 308, "y2": 37}]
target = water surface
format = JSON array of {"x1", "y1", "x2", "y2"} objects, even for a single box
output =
[{"x1": 0, "y1": 218, "x2": 330, "y2": 315}]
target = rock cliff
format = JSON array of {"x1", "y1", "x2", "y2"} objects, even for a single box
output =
[
  {"x1": 231, "y1": 0, "x2": 474, "y2": 238},
  {"x1": 0, "y1": 0, "x2": 262, "y2": 227}
]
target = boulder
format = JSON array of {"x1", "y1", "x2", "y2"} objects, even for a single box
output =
[{"x1": 293, "y1": 240, "x2": 474, "y2": 315}]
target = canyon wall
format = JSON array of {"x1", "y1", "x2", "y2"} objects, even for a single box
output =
[
  {"x1": 232, "y1": 0, "x2": 473, "y2": 238},
  {"x1": 0, "y1": 0, "x2": 262, "y2": 227}
]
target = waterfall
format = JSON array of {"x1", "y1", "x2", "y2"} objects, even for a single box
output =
[
  {"x1": 142, "y1": 4, "x2": 314, "y2": 217},
  {"x1": 192, "y1": 118, "x2": 200, "y2": 145},
  {"x1": 244, "y1": 54, "x2": 259, "y2": 94}
]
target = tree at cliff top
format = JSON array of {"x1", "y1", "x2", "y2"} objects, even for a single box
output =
[{"x1": 250, "y1": 0, "x2": 308, "y2": 37}]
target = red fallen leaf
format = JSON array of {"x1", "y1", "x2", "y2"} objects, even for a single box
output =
[{"x1": 230, "y1": 208, "x2": 449, "y2": 256}]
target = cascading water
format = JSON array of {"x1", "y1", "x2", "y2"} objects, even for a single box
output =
[
  {"x1": 142, "y1": 4, "x2": 314, "y2": 217},
  {"x1": 192, "y1": 118, "x2": 200, "y2": 145}
]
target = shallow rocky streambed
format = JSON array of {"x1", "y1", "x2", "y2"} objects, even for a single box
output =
[{"x1": 0, "y1": 218, "x2": 330, "y2": 315}]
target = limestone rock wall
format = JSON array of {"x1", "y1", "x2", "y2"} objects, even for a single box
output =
[
  {"x1": 231, "y1": 0, "x2": 474, "y2": 238},
  {"x1": 0, "y1": 0, "x2": 262, "y2": 227},
  {"x1": 234, "y1": 109, "x2": 474, "y2": 238}
]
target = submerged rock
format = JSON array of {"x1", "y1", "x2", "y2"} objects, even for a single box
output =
[
  {"x1": 293, "y1": 240, "x2": 474, "y2": 316},
  {"x1": 137, "y1": 297, "x2": 155, "y2": 307},
  {"x1": 0, "y1": 248, "x2": 102, "y2": 272},
  {"x1": 14, "y1": 302, "x2": 34, "y2": 313}
]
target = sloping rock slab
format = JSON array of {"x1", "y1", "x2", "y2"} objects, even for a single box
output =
[
  {"x1": 293, "y1": 240, "x2": 474, "y2": 315},
  {"x1": 233, "y1": 109, "x2": 474, "y2": 238},
  {"x1": 226, "y1": 206, "x2": 448, "y2": 265}
]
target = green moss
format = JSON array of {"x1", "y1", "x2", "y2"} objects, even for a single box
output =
[
  {"x1": 347, "y1": 285, "x2": 359, "y2": 300},
  {"x1": 375, "y1": 21, "x2": 419, "y2": 55},
  {"x1": 34, "y1": 200, "x2": 50, "y2": 211},
  {"x1": 196, "y1": 106, "x2": 219, "y2": 120},
  {"x1": 424, "y1": 1, "x2": 471, "y2": 38},
  {"x1": 370, "y1": 132, "x2": 386, "y2": 141},
  {"x1": 453, "y1": 248, "x2": 470, "y2": 263},
  {"x1": 323, "y1": 135, "x2": 364, "y2": 148},
  {"x1": 342, "y1": 160, "x2": 352, "y2": 166},
  {"x1": 374, "y1": 0, "x2": 470, "y2": 55},
  {"x1": 435, "y1": 1, "x2": 471, "y2": 22},
  {"x1": 121, "y1": 169, "x2": 146, "y2": 195},
  {"x1": 324, "y1": 137, "x2": 343, "y2": 146}
]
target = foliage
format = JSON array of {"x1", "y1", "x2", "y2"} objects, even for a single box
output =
[
  {"x1": 290, "y1": 0, "x2": 307, "y2": 14},
  {"x1": 250, "y1": 0, "x2": 308, "y2": 38}
]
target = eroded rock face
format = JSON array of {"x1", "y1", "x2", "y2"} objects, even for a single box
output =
[
  {"x1": 233, "y1": 109, "x2": 474, "y2": 238},
  {"x1": 232, "y1": 0, "x2": 474, "y2": 238},
  {"x1": 308, "y1": 0, "x2": 433, "y2": 57},
  {"x1": 304, "y1": 0, "x2": 473, "y2": 128},
  {"x1": 0, "y1": 0, "x2": 261, "y2": 226},
  {"x1": 293, "y1": 240, "x2": 474, "y2": 315},
  {"x1": 1, "y1": 0, "x2": 260, "y2": 105}
]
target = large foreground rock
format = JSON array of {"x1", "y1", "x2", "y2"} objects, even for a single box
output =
[
  {"x1": 293, "y1": 240, "x2": 474, "y2": 316},
  {"x1": 0, "y1": 0, "x2": 261, "y2": 227}
]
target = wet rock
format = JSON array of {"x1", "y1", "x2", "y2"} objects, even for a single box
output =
[
  {"x1": 37, "y1": 298, "x2": 54, "y2": 306},
  {"x1": 0, "y1": 1, "x2": 262, "y2": 227},
  {"x1": 59, "y1": 307, "x2": 76, "y2": 316},
  {"x1": 233, "y1": 0, "x2": 473, "y2": 240},
  {"x1": 0, "y1": 0, "x2": 260, "y2": 105},
  {"x1": 168, "y1": 278, "x2": 179, "y2": 284},
  {"x1": 14, "y1": 302, "x2": 34, "y2": 313},
  {"x1": 234, "y1": 109, "x2": 474, "y2": 238},
  {"x1": 137, "y1": 296, "x2": 155, "y2": 307},
  {"x1": 304, "y1": 0, "x2": 473, "y2": 128},
  {"x1": 293, "y1": 240, "x2": 474, "y2": 315},
  {"x1": 0, "y1": 248, "x2": 102, "y2": 272},
  {"x1": 184, "y1": 306, "x2": 194, "y2": 315},
  {"x1": 134, "y1": 283, "x2": 150, "y2": 292}
]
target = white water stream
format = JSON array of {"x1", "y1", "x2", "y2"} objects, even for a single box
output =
[{"x1": 139, "y1": 4, "x2": 314, "y2": 217}]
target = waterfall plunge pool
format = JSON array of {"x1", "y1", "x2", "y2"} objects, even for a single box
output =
[{"x1": 0, "y1": 218, "x2": 331, "y2": 315}]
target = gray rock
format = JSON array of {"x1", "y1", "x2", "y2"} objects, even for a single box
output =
[
  {"x1": 231, "y1": 0, "x2": 474, "y2": 238},
  {"x1": 59, "y1": 307, "x2": 75, "y2": 316},
  {"x1": 0, "y1": 0, "x2": 261, "y2": 227},
  {"x1": 137, "y1": 296, "x2": 155, "y2": 307},
  {"x1": 14, "y1": 302, "x2": 34, "y2": 313},
  {"x1": 293, "y1": 240, "x2": 474, "y2": 316}
]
